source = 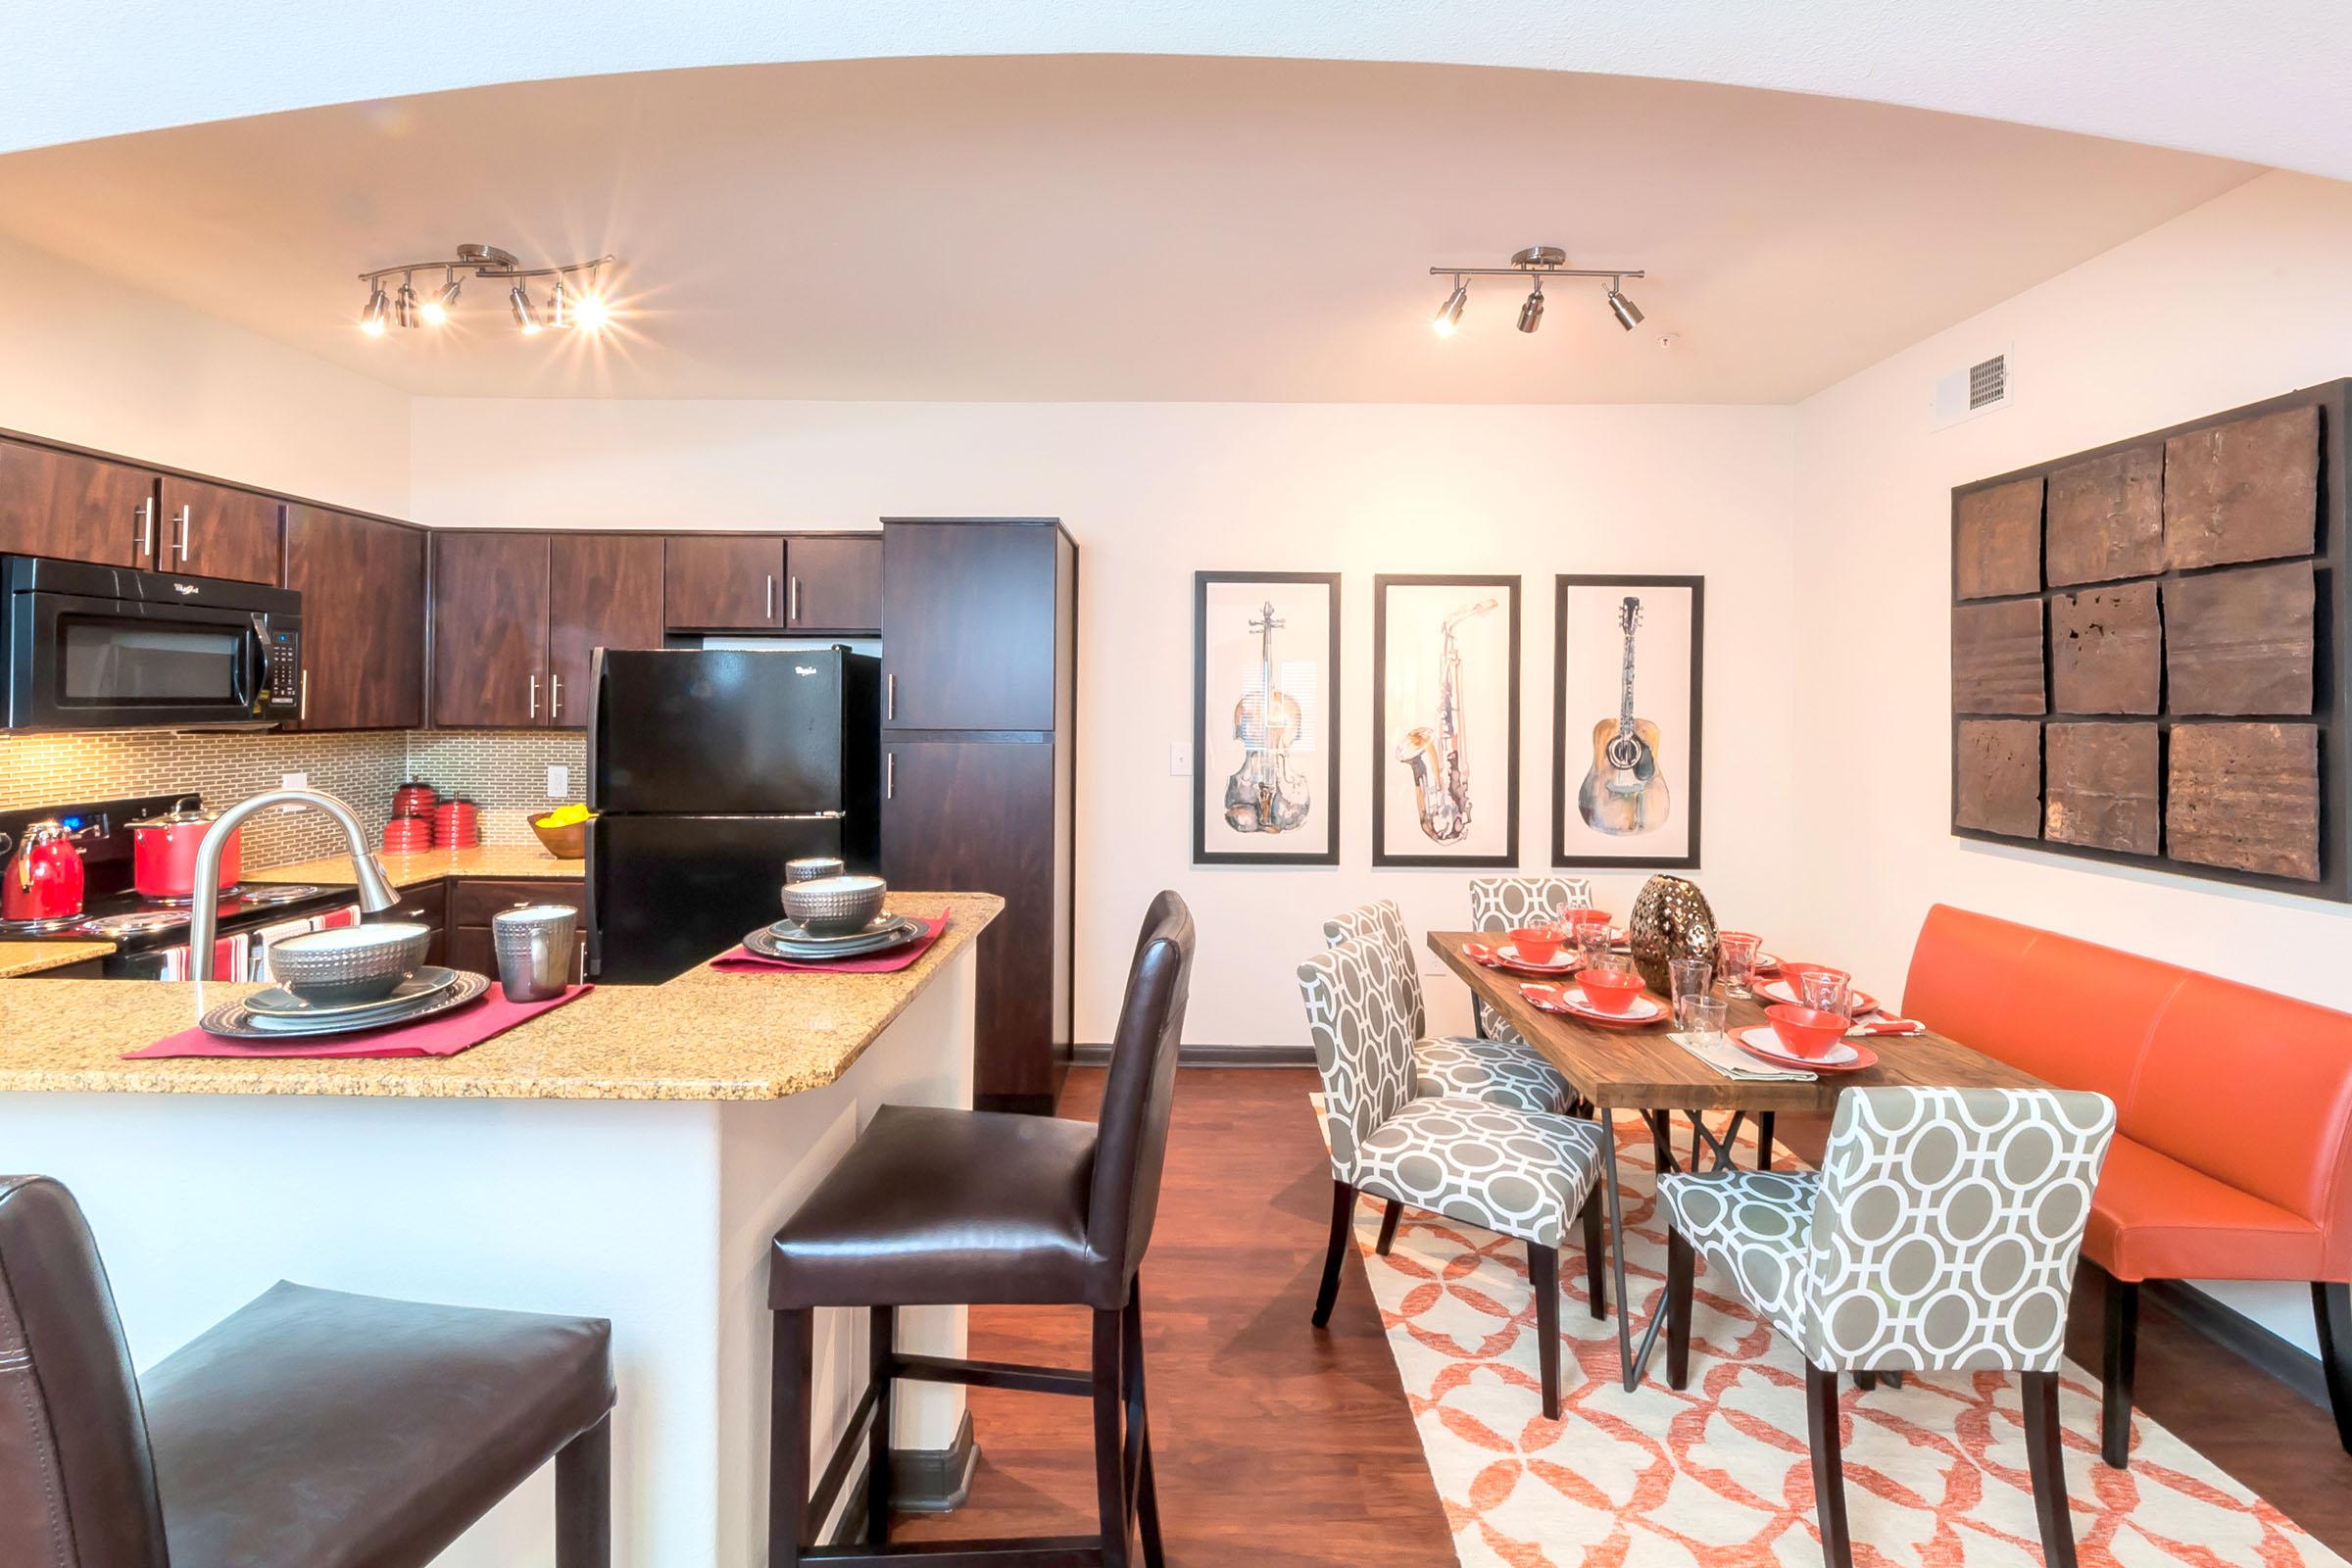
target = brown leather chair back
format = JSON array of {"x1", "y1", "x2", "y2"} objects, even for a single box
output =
[
  {"x1": 1085, "y1": 892, "x2": 1196, "y2": 1298},
  {"x1": 0, "y1": 1175, "x2": 170, "y2": 1568}
]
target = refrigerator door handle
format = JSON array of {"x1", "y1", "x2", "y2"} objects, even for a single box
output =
[
  {"x1": 886, "y1": 752, "x2": 894, "y2": 801},
  {"x1": 886, "y1": 672, "x2": 897, "y2": 720}
]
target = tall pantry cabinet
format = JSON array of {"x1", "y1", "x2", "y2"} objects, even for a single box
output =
[{"x1": 879, "y1": 518, "x2": 1076, "y2": 1113}]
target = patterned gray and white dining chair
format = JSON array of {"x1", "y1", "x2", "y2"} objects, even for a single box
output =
[
  {"x1": 1323, "y1": 899, "x2": 1576, "y2": 1122},
  {"x1": 1466, "y1": 875, "x2": 1593, "y2": 1045},
  {"x1": 1298, "y1": 932, "x2": 1608, "y2": 1418},
  {"x1": 1659, "y1": 1086, "x2": 2117, "y2": 1568}
]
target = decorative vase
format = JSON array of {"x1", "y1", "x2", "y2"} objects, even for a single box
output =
[{"x1": 1628, "y1": 874, "x2": 1719, "y2": 995}]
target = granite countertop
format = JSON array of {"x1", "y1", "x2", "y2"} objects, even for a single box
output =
[
  {"x1": 0, "y1": 940, "x2": 117, "y2": 978},
  {"x1": 0, "y1": 892, "x2": 1001, "y2": 1102},
  {"x1": 249, "y1": 844, "x2": 585, "y2": 889}
]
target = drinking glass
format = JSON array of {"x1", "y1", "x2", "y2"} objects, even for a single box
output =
[
  {"x1": 1717, "y1": 931, "x2": 1762, "y2": 998},
  {"x1": 1683, "y1": 995, "x2": 1729, "y2": 1044},
  {"x1": 1669, "y1": 956, "x2": 1714, "y2": 1007},
  {"x1": 1797, "y1": 966, "x2": 1853, "y2": 1020},
  {"x1": 1576, "y1": 918, "x2": 1616, "y2": 970}
]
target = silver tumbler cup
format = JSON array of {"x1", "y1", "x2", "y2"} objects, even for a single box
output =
[
  {"x1": 492, "y1": 904, "x2": 577, "y2": 1003},
  {"x1": 784, "y1": 856, "x2": 846, "y2": 885}
]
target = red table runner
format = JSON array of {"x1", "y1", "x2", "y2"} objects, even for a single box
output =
[{"x1": 710, "y1": 910, "x2": 952, "y2": 975}]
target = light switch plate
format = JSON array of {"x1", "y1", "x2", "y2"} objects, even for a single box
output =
[
  {"x1": 548, "y1": 764, "x2": 570, "y2": 798},
  {"x1": 1167, "y1": 743, "x2": 1192, "y2": 777},
  {"x1": 279, "y1": 771, "x2": 307, "y2": 792}
]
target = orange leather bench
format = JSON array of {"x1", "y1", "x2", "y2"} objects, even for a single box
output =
[{"x1": 1903, "y1": 905, "x2": 2352, "y2": 1466}]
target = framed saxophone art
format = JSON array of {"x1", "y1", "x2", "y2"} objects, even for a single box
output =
[
  {"x1": 1551, "y1": 573, "x2": 1704, "y2": 869},
  {"x1": 1372, "y1": 574, "x2": 1521, "y2": 867},
  {"x1": 1193, "y1": 571, "x2": 1343, "y2": 865}
]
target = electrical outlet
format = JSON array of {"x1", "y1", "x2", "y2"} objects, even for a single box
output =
[
  {"x1": 279, "y1": 771, "x2": 307, "y2": 792},
  {"x1": 1167, "y1": 743, "x2": 1192, "y2": 777},
  {"x1": 548, "y1": 764, "x2": 570, "y2": 799}
]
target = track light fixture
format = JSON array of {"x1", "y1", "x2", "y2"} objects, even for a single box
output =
[
  {"x1": 1425, "y1": 244, "x2": 1648, "y2": 339},
  {"x1": 358, "y1": 242, "x2": 618, "y2": 338}
]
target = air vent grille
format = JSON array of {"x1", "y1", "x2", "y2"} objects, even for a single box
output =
[
  {"x1": 1969, "y1": 355, "x2": 2008, "y2": 410},
  {"x1": 1933, "y1": 344, "x2": 2015, "y2": 429}
]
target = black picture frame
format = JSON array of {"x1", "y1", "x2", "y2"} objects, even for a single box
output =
[
  {"x1": 1192, "y1": 571, "x2": 1343, "y2": 866},
  {"x1": 1371, "y1": 573, "x2": 1521, "y2": 868},
  {"x1": 1551, "y1": 573, "x2": 1705, "y2": 870}
]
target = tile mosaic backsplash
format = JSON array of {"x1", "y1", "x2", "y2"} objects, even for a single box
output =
[{"x1": 0, "y1": 727, "x2": 587, "y2": 866}]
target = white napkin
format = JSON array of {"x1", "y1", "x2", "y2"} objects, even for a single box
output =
[{"x1": 1672, "y1": 1030, "x2": 1818, "y2": 1083}]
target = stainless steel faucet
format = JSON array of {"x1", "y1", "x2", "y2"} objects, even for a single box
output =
[{"x1": 185, "y1": 788, "x2": 399, "y2": 981}]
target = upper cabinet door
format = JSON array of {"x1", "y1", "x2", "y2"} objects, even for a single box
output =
[
  {"x1": 157, "y1": 476, "x2": 281, "y2": 584},
  {"x1": 283, "y1": 506, "x2": 425, "y2": 730},
  {"x1": 882, "y1": 521, "x2": 1060, "y2": 731},
  {"x1": 663, "y1": 535, "x2": 784, "y2": 630},
  {"x1": 548, "y1": 532, "x2": 666, "y2": 729},
  {"x1": 0, "y1": 440, "x2": 157, "y2": 567},
  {"x1": 430, "y1": 531, "x2": 553, "y2": 727},
  {"x1": 784, "y1": 534, "x2": 882, "y2": 633}
]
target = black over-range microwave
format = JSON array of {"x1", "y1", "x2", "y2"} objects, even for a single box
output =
[{"x1": 2, "y1": 554, "x2": 303, "y2": 731}]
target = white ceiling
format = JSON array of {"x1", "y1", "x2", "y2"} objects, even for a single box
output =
[{"x1": 0, "y1": 56, "x2": 2254, "y2": 404}]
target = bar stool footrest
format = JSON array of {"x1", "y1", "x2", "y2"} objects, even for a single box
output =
[
  {"x1": 803, "y1": 1535, "x2": 1105, "y2": 1565},
  {"x1": 891, "y1": 1351, "x2": 1093, "y2": 1396}
]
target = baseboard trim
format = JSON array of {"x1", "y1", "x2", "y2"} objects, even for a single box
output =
[
  {"x1": 2147, "y1": 1280, "x2": 2329, "y2": 1408},
  {"x1": 830, "y1": 1411, "x2": 981, "y2": 1544},
  {"x1": 1069, "y1": 1042, "x2": 1316, "y2": 1068}
]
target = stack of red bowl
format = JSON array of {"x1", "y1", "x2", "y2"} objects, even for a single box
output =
[
  {"x1": 431, "y1": 799, "x2": 479, "y2": 849},
  {"x1": 391, "y1": 782, "x2": 438, "y2": 819},
  {"x1": 382, "y1": 815, "x2": 433, "y2": 854}
]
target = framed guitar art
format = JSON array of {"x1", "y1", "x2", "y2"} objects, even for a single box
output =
[
  {"x1": 1552, "y1": 574, "x2": 1704, "y2": 869},
  {"x1": 1192, "y1": 571, "x2": 1342, "y2": 865},
  {"x1": 1373, "y1": 574, "x2": 1521, "y2": 867}
]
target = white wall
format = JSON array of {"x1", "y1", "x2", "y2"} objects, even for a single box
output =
[
  {"x1": 1792, "y1": 169, "x2": 2352, "y2": 1352},
  {"x1": 0, "y1": 231, "x2": 410, "y2": 515},
  {"x1": 411, "y1": 397, "x2": 1802, "y2": 1048}
]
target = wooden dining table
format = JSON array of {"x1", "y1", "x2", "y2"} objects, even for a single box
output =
[{"x1": 1426, "y1": 931, "x2": 2050, "y2": 1390}]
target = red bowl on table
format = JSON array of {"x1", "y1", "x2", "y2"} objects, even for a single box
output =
[
  {"x1": 1507, "y1": 926, "x2": 1565, "y2": 965},
  {"x1": 1766, "y1": 1004, "x2": 1849, "y2": 1060},
  {"x1": 1578, "y1": 966, "x2": 1646, "y2": 1015}
]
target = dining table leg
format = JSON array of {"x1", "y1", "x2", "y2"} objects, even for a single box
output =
[
  {"x1": 1598, "y1": 1103, "x2": 1641, "y2": 1392},
  {"x1": 1613, "y1": 1106, "x2": 1749, "y2": 1389}
]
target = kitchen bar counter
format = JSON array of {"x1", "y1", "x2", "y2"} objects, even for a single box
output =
[
  {"x1": 0, "y1": 938, "x2": 115, "y2": 977},
  {"x1": 249, "y1": 842, "x2": 584, "y2": 888},
  {"x1": 0, "y1": 891, "x2": 998, "y2": 1100}
]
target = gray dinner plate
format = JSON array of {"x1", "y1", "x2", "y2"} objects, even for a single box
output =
[
  {"x1": 745, "y1": 916, "x2": 926, "y2": 963},
  {"x1": 202, "y1": 970, "x2": 491, "y2": 1042},
  {"x1": 766, "y1": 910, "x2": 915, "y2": 946},
  {"x1": 245, "y1": 966, "x2": 461, "y2": 1020}
]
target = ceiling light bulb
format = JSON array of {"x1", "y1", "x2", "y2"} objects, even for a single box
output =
[
  {"x1": 548, "y1": 278, "x2": 570, "y2": 329},
  {"x1": 420, "y1": 270, "x2": 460, "y2": 325},
  {"x1": 360, "y1": 281, "x2": 390, "y2": 336},
  {"x1": 572, "y1": 291, "x2": 612, "y2": 332},
  {"x1": 1606, "y1": 283, "x2": 1644, "y2": 331},
  {"x1": 1517, "y1": 280, "x2": 1545, "y2": 334},
  {"x1": 511, "y1": 282, "x2": 543, "y2": 334},
  {"x1": 1432, "y1": 276, "x2": 1467, "y2": 338}
]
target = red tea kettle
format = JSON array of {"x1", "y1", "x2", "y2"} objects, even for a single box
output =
[{"x1": 0, "y1": 819, "x2": 91, "y2": 923}]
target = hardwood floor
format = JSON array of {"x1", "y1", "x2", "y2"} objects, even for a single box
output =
[{"x1": 897, "y1": 1068, "x2": 2352, "y2": 1564}]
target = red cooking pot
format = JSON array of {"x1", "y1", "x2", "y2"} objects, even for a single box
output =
[
  {"x1": 127, "y1": 806, "x2": 242, "y2": 901},
  {"x1": 1, "y1": 820, "x2": 88, "y2": 923}
]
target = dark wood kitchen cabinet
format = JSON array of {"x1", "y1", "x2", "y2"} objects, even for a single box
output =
[
  {"x1": 366, "y1": 878, "x2": 449, "y2": 968},
  {"x1": 664, "y1": 534, "x2": 784, "y2": 630},
  {"x1": 0, "y1": 439, "x2": 157, "y2": 566},
  {"x1": 447, "y1": 877, "x2": 587, "y2": 981},
  {"x1": 784, "y1": 534, "x2": 882, "y2": 633},
  {"x1": 283, "y1": 504, "x2": 426, "y2": 729},
  {"x1": 879, "y1": 518, "x2": 1077, "y2": 1112},
  {"x1": 430, "y1": 532, "x2": 551, "y2": 727},
  {"x1": 548, "y1": 532, "x2": 666, "y2": 727},
  {"x1": 156, "y1": 474, "x2": 281, "y2": 584},
  {"x1": 882, "y1": 518, "x2": 1069, "y2": 731}
]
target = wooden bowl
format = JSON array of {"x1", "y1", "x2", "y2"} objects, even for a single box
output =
[{"x1": 529, "y1": 814, "x2": 589, "y2": 860}]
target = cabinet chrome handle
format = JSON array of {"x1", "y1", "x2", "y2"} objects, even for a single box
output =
[
  {"x1": 299, "y1": 670, "x2": 309, "y2": 722},
  {"x1": 528, "y1": 673, "x2": 540, "y2": 718},
  {"x1": 550, "y1": 672, "x2": 563, "y2": 719},
  {"x1": 174, "y1": 505, "x2": 192, "y2": 563},
  {"x1": 788, "y1": 575, "x2": 800, "y2": 623},
  {"x1": 886, "y1": 673, "x2": 897, "y2": 720},
  {"x1": 885, "y1": 752, "x2": 894, "y2": 800},
  {"x1": 135, "y1": 498, "x2": 155, "y2": 560},
  {"x1": 765, "y1": 573, "x2": 775, "y2": 621}
]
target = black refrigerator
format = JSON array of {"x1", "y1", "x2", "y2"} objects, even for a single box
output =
[{"x1": 586, "y1": 647, "x2": 880, "y2": 984}]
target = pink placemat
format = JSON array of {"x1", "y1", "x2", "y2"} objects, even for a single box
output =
[
  {"x1": 710, "y1": 910, "x2": 951, "y2": 975},
  {"x1": 123, "y1": 984, "x2": 592, "y2": 1060}
]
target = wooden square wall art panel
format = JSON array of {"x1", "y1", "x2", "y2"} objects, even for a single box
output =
[
  {"x1": 2167, "y1": 722, "x2": 2322, "y2": 881},
  {"x1": 2050, "y1": 583, "x2": 2160, "y2": 714},
  {"x1": 2044, "y1": 722, "x2": 2160, "y2": 854},
  {"x1": 2046, "y1": 444, "x2": 2163, "y2": 586},
  {"x1": 2162, "y1": 559, "x2": 2316, "y2": 716},
  {"x1": 1950, "y1": 379, "x2": 2350, "y2": 902},
  {"x1": 1953, "y1": 476, "x2": 2044, "y2": 599}
]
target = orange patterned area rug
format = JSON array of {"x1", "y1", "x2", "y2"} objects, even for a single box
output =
[{"x1": 1343, "y1": 1110, "x2": 2341, "y2": 1568}]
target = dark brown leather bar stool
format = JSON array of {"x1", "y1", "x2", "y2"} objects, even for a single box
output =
[
  {"x1": 768, "y1": 891, "x2": 1196, "y2": 1568},
  {"x1": 0, "y1": 1173, "x2": 615, "y2": 1568}
]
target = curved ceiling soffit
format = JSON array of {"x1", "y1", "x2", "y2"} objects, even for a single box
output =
[{"x1": 1, "y1": 2, "x2": 2348, "y2": 178}]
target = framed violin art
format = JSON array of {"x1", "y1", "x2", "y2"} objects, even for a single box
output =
[
  {"x1": 1193, "y1": 571, "x2": 1343, "y2": 865},
  {"x1": 1551, "y1": 573, "x2": 1704, "y2": 870}
]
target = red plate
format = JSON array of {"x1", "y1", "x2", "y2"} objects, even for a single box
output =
[
  {"x1": 1734, "y1": 1025, "x2": 1879, "y2": 1074},
  {"x1": 1754, "y1": 976, "x2": 1878, "y2": 1014},
  {"x1": 1519, "y1": 982, "x2": 1666, "y2": 1026}
]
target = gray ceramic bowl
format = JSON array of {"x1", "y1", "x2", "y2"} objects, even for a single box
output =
[
  {"x1": 778, "y1": 874, "x2": 887, "y2": 936},
  {"x1": 783, "y1": 856, "x2": 847, "y2": 886},
  {"x1": 268, "y1": 922, "x2": 434, "y2": 1005}
]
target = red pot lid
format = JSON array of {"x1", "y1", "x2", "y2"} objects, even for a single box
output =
[{"x1": 126, "y1": 807, "x2": 220, "y2": 828}]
